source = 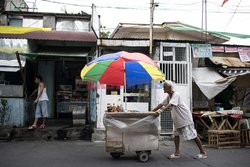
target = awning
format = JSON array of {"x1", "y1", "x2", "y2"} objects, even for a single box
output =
[
  {"x1": 192, "y1": 67, "x2": 236, "y2": 99},
  {"x1": 0, "y1": 59, "x2": 26, "y2": 72},
  {"x1": 0, "y1": 67, "x2": 20, "y2": 72},
  {"x1": 0, "y1": 28, "x2": 97, "y2": 42},
  {"x1": 20, "y1": 51, "x2": 90, "y2": 59},
  {"x1": 210, "y1": 57, "x2": 250, "y2": 68},
  {"x1": 0, "y1": 26, "x2": 51, "y2": 34},
  {"x1": 0, "y1": 59, "x2": 25, "y2": 72},
  {"x1": 19, "y1": 45, "x2": 92, "y2": 59},
  {"x1": 21, "y1": 52, "x2": 90, "y2": 59},
  {"x1": 0, "y1": 60, "x2": 25, "y2": 67}
]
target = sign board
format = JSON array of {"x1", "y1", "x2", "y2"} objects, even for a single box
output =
[
  {"x1": 212, "y1": 46, "x2": 224, "y2": 53},
  {"x1": 163, "y1": 52, "x2": 173, "y2": 57},
  {"x1": 225, "y1": 46, "x2": 238, "y2": 53},
  {"x1": 238, "y1": 47, "x2": 250, "y2": 62},
  {"x1": 191, "y1": 44, "x2": 212, "y2": 58}
]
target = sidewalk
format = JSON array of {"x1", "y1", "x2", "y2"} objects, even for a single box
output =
[{"x1": 0, "y1": 119, "x2": 93, "y2": 141}]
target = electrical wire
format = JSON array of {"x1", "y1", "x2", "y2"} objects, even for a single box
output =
[
  {"x1": 224, "y1": 0, "x2": 242, "y2": 31},
  {"x1": 37, "y1": 0, "x2": 250, "y2": 14}
]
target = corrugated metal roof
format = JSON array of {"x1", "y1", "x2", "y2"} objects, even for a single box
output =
[
  {"x1": 0, "y1": 30, "x2": 97, "y2": 42},
  {"x1": 111, "y1": 22, "x2": 229, "y2": 44},
  {"x1": 210, "y1": 57, "x2": 250, "y2": 68},
  {"x1": 97, "y1": 38, "x2": 208, "y2": 47}
]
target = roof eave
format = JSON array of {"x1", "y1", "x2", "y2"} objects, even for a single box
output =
[{"x1": 3, "y1": 11, "x2": 91, "y2": 20}]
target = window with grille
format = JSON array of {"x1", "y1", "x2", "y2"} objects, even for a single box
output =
[
  {"x1": 162, "y1": 47, "x2": 186, "y2": 62},
  {"x1": 163, "y1": 47, "x2": 173, "y2": 61},
  {"x1": 160, "y1": 46, "x2": 188, "y2": 84},
  {"x1": 175, "y1": 47, "x2": 187, "y2": 61},
  {"x1": 160, "y1": 111, "x2": 173, "y2": 134}
]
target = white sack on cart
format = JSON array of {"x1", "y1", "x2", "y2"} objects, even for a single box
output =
[{"x1": 104, "y1": 115, "x2": 159, "y2": 133}]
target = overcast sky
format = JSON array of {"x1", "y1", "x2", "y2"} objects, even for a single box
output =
[{"x1": 27, "y1": 0, "x2": 250, "y2": 34}]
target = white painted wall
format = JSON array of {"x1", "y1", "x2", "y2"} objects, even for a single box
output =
[{"x1": 96, "y1": 84, "x2": 149, "y2": 129}]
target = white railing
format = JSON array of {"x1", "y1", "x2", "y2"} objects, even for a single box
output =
[{"x1": 159, "y1": 61, "x2": 189, "y2": 85}]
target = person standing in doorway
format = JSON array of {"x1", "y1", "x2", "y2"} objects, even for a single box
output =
[
  {"x1": 28, "y1": 75, "x2": 49, "y2": 129},
  {"x1": 153, "y1": 81, "x2": 207, "y2": 159}
]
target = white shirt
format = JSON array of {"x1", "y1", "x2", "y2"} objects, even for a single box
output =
[
  {"x1": 161, "y1": 92, "x2": 193, "y2": 129},
  {"x1": 38, "y1": 87, "x2": 49, "y2": 101}
]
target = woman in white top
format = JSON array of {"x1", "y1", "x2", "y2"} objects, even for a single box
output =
[{"x1": 29, "y1": 75, "x2": 49, "y2": 129}]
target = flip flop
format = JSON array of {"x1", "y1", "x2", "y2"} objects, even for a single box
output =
[
  {"x1": 168, "y1": 153, "x2": 181, "y2": 159},
  {"x1": 39, "y1": 124, "x2": 46, "y2": 129},
  {"x1": 194, "y1": 153, "x2": 207, "y2": 159},
  {"x1": 28, "y1": 125, "x2": 37, "y2": 130}
]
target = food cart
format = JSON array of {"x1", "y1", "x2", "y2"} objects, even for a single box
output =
[{"x1": 104, "y1": 112, "x2": 159, "y2": 162}]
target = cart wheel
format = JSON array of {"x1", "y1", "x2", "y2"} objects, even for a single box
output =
[
  {"x1": 110, "y1": 153, "x2": 121, "y2": 159},
  {"x1": 137, "y1": 151, "x2": 149, "y2": 162}
]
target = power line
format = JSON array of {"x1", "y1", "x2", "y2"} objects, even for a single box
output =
[
  {"x1": 224, "y1": 0, "x2": 242, "y2": 31},
  {"x1": 155, "y1": 8, "x2": 250, "y2": 13},
  {"x1": 38, "y1": 0, "x2": 148, "y2": 10},
  {"x1": 39, "y1": 0, "x2": 91, "y2": 7},
  {"x1": 158, "y1": 1, "x2": 201, "y2": 6},
  {"x1": 37, "y1": 0, "x2": 250, "y2": 14}
]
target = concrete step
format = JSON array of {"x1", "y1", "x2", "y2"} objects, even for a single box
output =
[
  {"x1": 0, "y1": 125, "x2": 93, "y2": 142},
  {"x1": 32, "y1": 118, "x2": 73, "y2": 127},
  {"x1": 92, "y1": 128, "x2": 106, "y2": 142}
]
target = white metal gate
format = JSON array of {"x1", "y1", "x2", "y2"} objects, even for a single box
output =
[{"x1": 157, "y1": 42, "x2": 192, "y2": 134}]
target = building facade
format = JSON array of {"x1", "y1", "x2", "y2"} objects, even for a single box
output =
[{"x1": 0, "y1": 7, "x2": 97, "y2": 127}]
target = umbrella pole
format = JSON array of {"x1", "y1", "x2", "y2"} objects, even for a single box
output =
[
  {"x1": 124, "y1": 61, "x2": 127, "y2": 111},
  {"x1": 125, "y1": 84, "x2": 127, "y2": 111},
  {"x1": 123, "y1": 62, "x2": 128, "y2": 111}
]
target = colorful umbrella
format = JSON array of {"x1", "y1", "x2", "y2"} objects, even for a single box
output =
[{"x1": 80, "y1": 51, "x2": 165, "y2": 87}]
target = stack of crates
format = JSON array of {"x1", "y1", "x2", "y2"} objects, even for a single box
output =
[
  {"x1": 240, "y1": 129, "x2": 250, "y2": 147},
  {"x1": 208, "y1": 130, "x2": 241, "y2": 149}
]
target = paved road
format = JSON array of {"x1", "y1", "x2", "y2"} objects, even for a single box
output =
[{"x1": 0, "y1": 140, "x2": 249, "y2": 167}]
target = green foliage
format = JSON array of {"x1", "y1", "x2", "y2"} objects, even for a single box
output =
[
  {"x1": 0, "y1": 99, "x2": 10, "y2": 127},
  {"x1": 100, "y1": 26, "x2": 111, "y2": 38}
]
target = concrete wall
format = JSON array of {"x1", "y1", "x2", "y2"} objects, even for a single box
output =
[
  {"x1": 2, "y1": 12, "x2": 91, "y2": 32},
  {"x1": 43, "y1": 16, "x2": 56, "y2": 29},
  {"x1": 0, "y1": 14, "x2": 7, "y2": 25},
  {"x1": 0, "y1": 85, "x2": 23, "y2": 97},
  {"x1": 0, "y1": 98, "x2": 33, "y2": 127},
  {"x1": 56, "y1": 18, "x2": 90, "y2": 32},
  {"x1": 23, "y1": 18, "x2": 43, "y2": 27}
]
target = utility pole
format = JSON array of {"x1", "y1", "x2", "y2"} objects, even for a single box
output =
[
  {"x1": 149, "y1": 0, "x2": 158, "y2": 57},
  {"x1": 201, "y1": 0, "x2": 208, "y2": 41},
  {"x1": 149, "y1": 0, "x2": 154, "y2": 57}
]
